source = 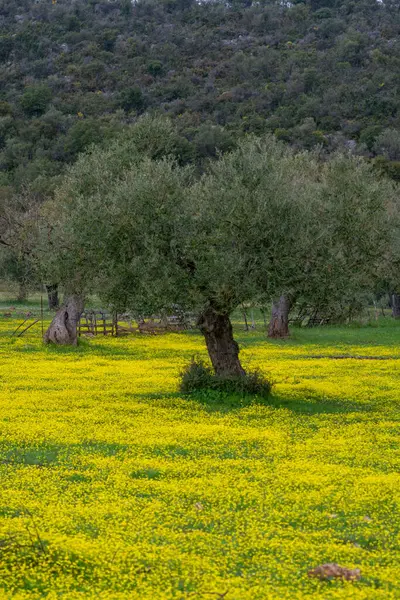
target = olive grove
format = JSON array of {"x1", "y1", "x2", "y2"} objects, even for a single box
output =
[{"x1": 37, "y1": 118, "x2": 398, "y2": 375}]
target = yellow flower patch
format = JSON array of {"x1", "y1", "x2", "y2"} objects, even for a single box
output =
[{"x1": 0, "y1": 318, "x2": 400, "y2": 598}]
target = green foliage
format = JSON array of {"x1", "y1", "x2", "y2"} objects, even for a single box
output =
[
  {"x1": 0, "y1": 249, "x2": 31, "y2": 289},
  {"x1": 63, "y1": 118, "x2": 107, "y2": 160},
  {"x1": 374, "y1": 129, "x2": 400, "y2": 161},
  {"x1": 192, "y1": 124, "x2": 235, "y2": 159},
  {"x1": 147, "y1": 60, "x2": 163, "y2": 76},
  {"x1": 38, "y1": 118, "x2": 396, "y2": 338},
  {"x1": 179, "y1": 359, "x2": 272, "y2": 398},
  {"x1": 300, "y1": 154, "x2": 397, "y2": 314},
  {"x1": 0, "y1": 102, "x2": 12, "y2": 116},
  {"x1": 0, "y1": 35, "x2": 13, "y2": 61},
  {"x1": 359, "y1": 125, "x2": 382, "y2": 151},
  {"x1": 19, "y1": 85, "x2": 52, "y2": 117},
  {"x1": 374, "y1": 156, "x2": 400, "y2": 182},
  {"x1": 0, "y1": 0, "x2": 398, "y2": 192},
  {"x1": 314, "y1": 8, "x2": 333, "y2": 19},
  {"x1": 117, "y1": 87, "x2": 146, "y2": 113}
]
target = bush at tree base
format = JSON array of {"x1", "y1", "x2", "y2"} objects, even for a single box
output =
[{"x1": 179, "y1": 359, "x2": 272, "y2": 399}]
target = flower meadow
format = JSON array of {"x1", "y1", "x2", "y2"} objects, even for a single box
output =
[{"x1": 1, "y1": 314, "x2": 400, "y2": 599}]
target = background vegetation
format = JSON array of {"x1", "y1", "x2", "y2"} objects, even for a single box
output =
[{"x1": 0, "y1": 0, "x2": 400, "y2": 199}]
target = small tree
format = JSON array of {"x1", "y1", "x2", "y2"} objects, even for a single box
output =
[
  {"x1": 0, "y1": 188, "x2": 42, "y2": 302},
  {"x1": 376, "y1": 191, "x2": 400, "y2": 319},
  {"x1": 0, "y1": 248, "x2": 32, "y2": 301},
  {"x1": 374, "y1": 129, "x2": 400, "y2": 161},
  {"x1": 20, "y1": 85, "x2": 52, "y2": 117}
]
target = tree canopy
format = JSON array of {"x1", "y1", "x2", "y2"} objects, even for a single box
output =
[{"x1": 39, "y1": 117, "x2": 397, "y2": 370}]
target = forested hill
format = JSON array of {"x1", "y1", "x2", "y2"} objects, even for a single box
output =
[{"x1": 1, "y1": 0, "x2": 400, "y2": 193}]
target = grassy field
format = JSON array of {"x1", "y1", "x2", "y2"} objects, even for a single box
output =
[{"x1": 0, "y1": 300, "x2": 400, "y2": 599}]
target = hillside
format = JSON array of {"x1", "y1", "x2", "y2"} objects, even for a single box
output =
[{"x1": 0, "y1": 0, "x2": 400, "y2": 195}]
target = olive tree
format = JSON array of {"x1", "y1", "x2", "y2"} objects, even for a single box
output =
[
  {"x1": 41, "y1": 131, "x2": 320, "y2": 373},
  {"x1": 375, "y1": 192, "x2": 400, "y2": 318},
  {"x1": 40, "y1": 116, "x2": 187, "y2": 344},
  {"x1": 302, "y1": 154, "x2": 396, "y2": 323},
  {"x1": 263, "y1": 154, "x2": 397, "y2": 337},
  {"x1": 41, "y1": 125, "x2": 395, "y2": 374},
  {"x1": 0, "y1": 188, "x2": 42, "y2": 302},
  {"x1": 186, "y1": 138, "x2": 322, "y2": 353}
]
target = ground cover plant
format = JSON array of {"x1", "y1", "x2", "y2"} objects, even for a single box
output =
[{"x1": 1, "y1": 301, "x2": 400, "y2": 599}]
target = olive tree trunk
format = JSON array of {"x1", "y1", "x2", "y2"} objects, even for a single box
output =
[
  {"x1": 268, "y1": 295, "x2": 291, "y2": 339},
  {"x1": 392, "y1": 293, "x2": 400, "y2": 319},
  {"x1": 198, "y1": 306, "x2": 245, "y2": 377},
  {"x1": 46, "y1": 284, "x2": 59, "y2": 310},
  {"x1": 17, "y1": 282, "x2": 28, "y2": 303},
  {"x1": 44, "y1": 295, "x2": 84, "y2": 345}
]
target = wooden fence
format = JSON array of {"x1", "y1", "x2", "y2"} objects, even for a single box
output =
[
  {"x1": 78, "y1": 310, "x2": 116, "y2": 337},
  {"x1": 78, "y1": 310, "x2": 196, "y2": 337}
]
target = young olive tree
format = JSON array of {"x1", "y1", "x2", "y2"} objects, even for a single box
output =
[
  {"x1": 0, "y1": 188, "x2": 42, "y2": 302},
  {"x1": 375, "y1": 191, "x2": 400, "y2": 318}
]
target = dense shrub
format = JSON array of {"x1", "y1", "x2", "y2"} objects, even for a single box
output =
[
  {"x1": 20, "y1": 85, "x2": 52, "y2": 117},
  {"x1": 179, "y1": 359, "x2": 272, "y2": 399}
]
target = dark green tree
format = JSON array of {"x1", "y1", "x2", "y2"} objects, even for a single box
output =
[{"x1": 20, "y1": 85, "x2": 52, "y2": 117}]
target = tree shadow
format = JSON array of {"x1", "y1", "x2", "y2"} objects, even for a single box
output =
[
  {"x1": 263, "y1": 392, "x2": 374, "y2": 415},
  {"x1": 0, "y1": 439, "x2": 130, "y2": 468},
  {"x1": 238, "y1": 324, "x2": 400, "y2": 351},
  {"x1": 4, "y1": 337, "x2": 197, "y2": 360},
  {"x1": 175, "y1": 389, "x2": 374, "y2": 416},
  {"x1": 130, "y1": 387, "x2": 374, "y2": 416}
]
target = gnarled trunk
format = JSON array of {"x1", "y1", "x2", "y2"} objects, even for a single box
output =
[
  {"x1": 198, "y1": 306, "x2": 245, "y2": 377},
  {"x1": 268, "y1": 295, "x2": 291, "y2": 339},
  {"x1": 46, "y1": 284, "x2": 59, "y2": 310},
  {"x1": 44, "y1": 295, "x2": 84, "y2": 345},
  {"x1": 392, "y1": 294, "x2": 400, "y2": 319}
]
